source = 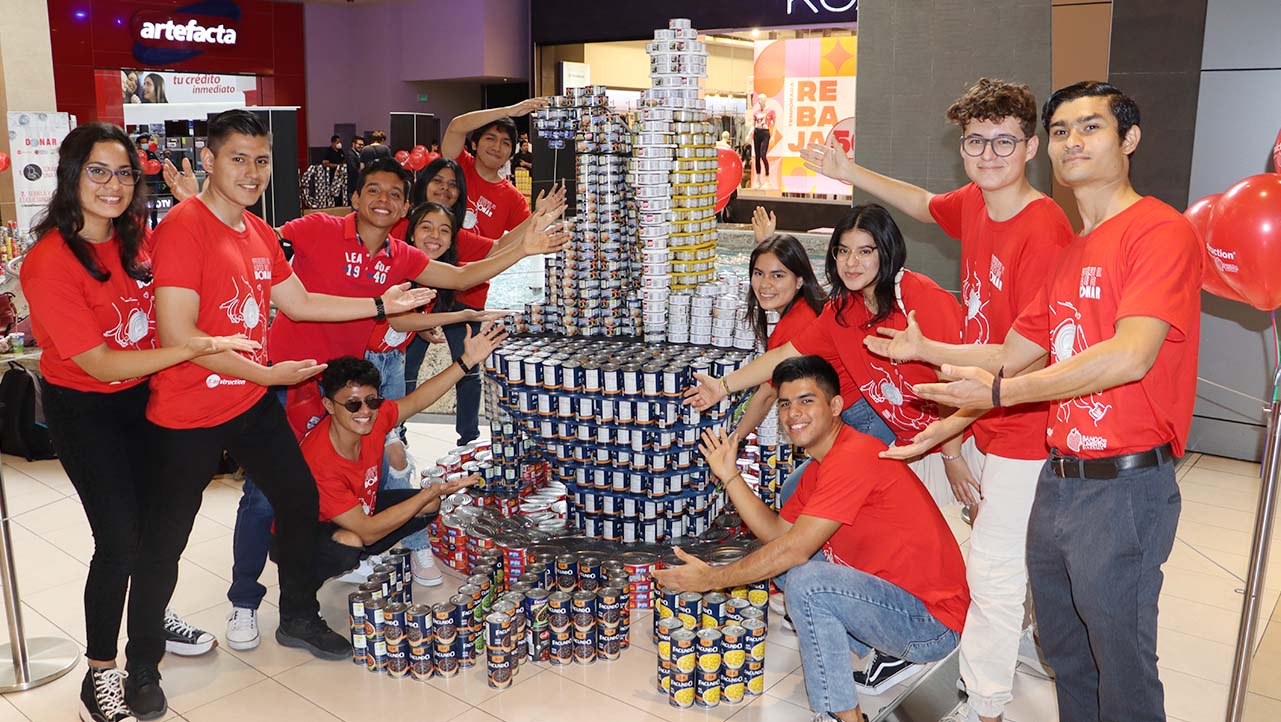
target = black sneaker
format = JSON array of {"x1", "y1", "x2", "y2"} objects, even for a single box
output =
[
  {"x1": 80, "y1": 667, "x2": 135, "y2": 722},
  {"x1": 852, "y1": 651, "x2": 924, "y2": 695},
  {"x1": 276, "y1": 614, "x2": 351, "y2": 660},
  {"x1": 163, "y1": 608, "x2": 217, "y2": 656},
  {"x1": 123, "y1": 665, "x2": 167, "y2": 721}
]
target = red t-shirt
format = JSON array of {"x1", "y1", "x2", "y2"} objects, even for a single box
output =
[
  {"x1": 367, "y1": 299, "x2": 435, "y2": 354},
  {"x1": 269, "y1": 213, "x2": 429, "y2": 366},
  {"x1": 22, "y1": 231, "x2": 156, "y2": 393},
  {"x1": 780, "y1": 425, "x2": 970, "y2": 632},
  {"x1": 768, "y1": 300, "x2": 818, "y2": 351},
  {"x1": 456, "y1": 228, "x2": 497, "y2": 309},
  {"x1": 302, "y1": 404, "x2": 401, "y2": 521},
  {"x1": 930, "y1": 184, "x2": 1073, "y2": 459},
  {"x1": 147, "y1": 197, "x2": 293, "y2": 428},
  {"x1": 1011, "y1": 197, "x2": 1202, "y2": 458},
  {"x1": 791, "y1": 271, "x2": 964, "y2": 443},
  {"x1": 456, "y1": 149, "x2": 530, "y2": 240}
]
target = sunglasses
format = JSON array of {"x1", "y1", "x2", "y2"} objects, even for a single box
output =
[{"x1": 337, "y1": 395, "x2": 385, "y2": 413}]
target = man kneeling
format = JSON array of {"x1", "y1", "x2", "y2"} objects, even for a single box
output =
[
  {"x1": 291, "y1": 323, "x2": 507, "y2": 584},
  {"x1": 655, "y1": 356, "x2": 970, "y2": 722}
]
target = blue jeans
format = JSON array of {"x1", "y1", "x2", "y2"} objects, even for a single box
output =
[
  {"x1": 779, "y1": 397, "x2": 897, "y2": 505},
  {"x1": 365, "y1": 347, "x2": 408, "y2": 448},
  {"x1": 227, "y1": 387, "x2": 290, "y2": 610},
  {"x1": 443, "y1": 320, "x2": 482, "y2": 445},
  {"x1": 778, "y1": 560, "x2": 959, "y2": 714},
  {"x1": 1026, "y1": 455, "x2": 1180, "y2": 722},
  {"x1": 403, "y1": 336, "x2": 428, "y2": 395}
]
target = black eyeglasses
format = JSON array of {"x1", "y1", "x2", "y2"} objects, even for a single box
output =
[
  {"x1": 85, "y1": 165, "x2": 144, "y2": 185},
  {"x1": 960, "y1": 135, "x2": 1028, "y2": 158},
  {"x1": 337, "y1": 395, "x2": 385, "y2": 413}
]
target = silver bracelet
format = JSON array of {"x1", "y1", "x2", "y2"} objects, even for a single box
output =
[{"x1": 940, "y1": 453, "x2": 962, "y2": 461}]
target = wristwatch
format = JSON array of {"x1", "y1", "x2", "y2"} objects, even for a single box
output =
[{"x1": 373, "y1": 296, "x2": 386, "y2": 321}]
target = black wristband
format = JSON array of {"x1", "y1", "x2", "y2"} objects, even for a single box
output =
[
  {"x1": 456, "y1": 357, "x2": 475, "y2": 374},
  {"x1": 991, "y1": 366, "x2": 1005, "y2": 408},
  {"x1": 374, "y1": 296, "x2": 386, "y2": 321}
]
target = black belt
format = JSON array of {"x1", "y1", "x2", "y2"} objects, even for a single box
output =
[{"x1": 1048, "y1": 443, "x2": 1173, "y2": 479}]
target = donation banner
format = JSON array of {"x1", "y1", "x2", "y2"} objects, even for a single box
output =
[
  {"x1": 752, "y1": 36, "x2": 857, "y2": 195},
  {"x1": 6, "y1": 111, "x2": 74, "y2": 234}
]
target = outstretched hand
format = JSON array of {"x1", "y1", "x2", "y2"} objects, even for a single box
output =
[
  {"x1": 381, "y1": 283, "x2": 437, "y2": 314},
  {"x1": 683, "y1": 372, "x2": 726, "y2": 410},
  {"x1": 460, "y1": 321, "x2": 508, "y2": 368},
  {"x1": 697, "y1": 427, "x2": 742, "y2": 483},
  {"x1": 864, "y1": 310, "x2": 927, "y2": 362},
  {"x1": 912, "y1": 364, "x2": 997, "y2": 409},
  {"x1": 185, "y1": 334, "x2": 260, "y2": 357},
  {"x1": 798, "y1": 135, "x2": 856, "y2": 185},
  {"x1": 163, "y1": 156, "x2": 199, "y2": 201},
  {"x1": 751, "y1": 206, "x2": 777, "y2": 242}
]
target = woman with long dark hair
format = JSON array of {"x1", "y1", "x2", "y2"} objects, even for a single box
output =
[
  {"x1": 20, "y1": 123, "x2": 254, "y2": 722},
  {"x1": 141, "y1": 73, "x2": 167, "y2": 103},
  {"x1": 687, "y1": 203, "x2": 968, "y2": 510},
  {"x1": 727, "y1": 209, "x2": 827, "y2": 441}
]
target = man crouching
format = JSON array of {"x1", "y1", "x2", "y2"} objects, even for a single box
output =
[{"x1": 655, "y1": 355, "x2": 970, "y2": 722}]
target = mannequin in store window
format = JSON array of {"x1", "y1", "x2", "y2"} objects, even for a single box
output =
[{"x1": 751, "y1": 93, "x2": 776, "y2": 189}]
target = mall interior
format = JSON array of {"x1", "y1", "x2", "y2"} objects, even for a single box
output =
[{"x1": 0, "y1": 0, "x2": 1280, "y2": 721}]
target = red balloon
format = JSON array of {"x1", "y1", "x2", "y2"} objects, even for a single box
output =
[
  {"x1": 407, "y1": 151, "x2": 427, "y2": 171},
  {"x1": 394, "y1": 149, "x2": 410, "y2": 164},
  {"x1": 715, "y1": 148, "x2": 744, "y2": 213},
  {"x1": 1206, "y1": 173, "x2": 1281, "y2": 311},
  {"x1": 137, "y1": 150, "x2": 148, "y2": 165},
  {"x1": 0, "y1": 151, "x2": 9, "y2": 173},
  {"x1": 1185, "y1": 194, "x2": 1246, "y2": 303},
  {"x1": 143, "y1": 159, "x2": 162, "y2": 175},
  {"x1": 412, "y1": 145, "x2": 427, "y2": 156},
  {"x1": 149, "y1": 142, "x2": 158, "y2": 152}
]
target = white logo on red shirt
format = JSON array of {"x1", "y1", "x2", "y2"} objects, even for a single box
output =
[
  {"x1": 1079, "y1": 265, "x2": 1102, "y2": 300},
  {"x1": 1051, "y1": 300, "x2": 1113, "y2": 429},
  {"x1": 859, "y1": 359, "x2": 934, "y2": 433},
  {"x1": 473, "y1": 196, "x2": 496, "y2": 220},
  {"x1": 961, "y1": 266, "x2": 991, "y2": 344},
  {"x1": 1066, "y1": 427, "x2": 1109, "y2": 453},
  {"x1": 252, "y1": 257, "x2": 272, "y2": 281},
  {"x1": 204, "y1": 373, "x2": 248, "y2": 388},
  {"x1": 360, "y1": 465, "x2": 379, "y2": 514},
  {"x1": 988, "y1": 254, "x2": 1005, "y2": 291},
  {"x1": 103, "y1": 292, "x2": 155, "y2": 348},
  {"x1": 219, "y1": 276, "x2": 263, "y2": 330},
  {"x1": 383, "y1": 327, "x2": 410, "y2": 348}
]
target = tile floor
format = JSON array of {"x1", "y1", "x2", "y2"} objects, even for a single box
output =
[{"x1": 2, "y1": 419, "x2": 1280, "y2": 722}]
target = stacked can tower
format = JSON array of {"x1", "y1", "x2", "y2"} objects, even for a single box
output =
[
  {"x1": 485, "y1": 336, "x2": 746, "y2": 542},
  {"x1": 631, "y1": 19, "x2": 718, "y2": 343},
  {"x1": 533, "y1": 86, "x2": 641, "y2": 339},
  {"x1": 654, "y1": 565, "x2": 771, "y2": 708},
  {"x1": 347, "y1": 549, "x2": 414, "y2": 674}
]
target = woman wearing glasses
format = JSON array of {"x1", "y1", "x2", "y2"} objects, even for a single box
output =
[{"x1": 20, "y1": 123, "x2": 256, "y2": 722}]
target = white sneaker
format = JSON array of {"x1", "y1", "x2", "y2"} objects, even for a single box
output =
[
  {"x1": 411, "y1": 548, "x2": 443, "y2": 586},
  {"x1": 940, "y1": 701, "x2": 977, "y2": 722},
  {"x1": 337, "y1": 557, "x2": 378, "y2": 584},
  {"x1": 1016, "y1": 626, "x2": 1055, "y2": 679},
  {"x1": 225, "y1": 607, "x2": 260, "y2": 651},
  {"x1": 769, "y1": 593, "x2": 787, "y2": 615}
]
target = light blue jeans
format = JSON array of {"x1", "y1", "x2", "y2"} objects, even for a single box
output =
[
  {"x1": 364, "y1": 348, "x2": 428, "y2": 552},
  {"x1": 779, "y1": 397, "x2": 897, "y2": 505},
  {"x1": 777, "y1": 560, "x2": 959, "y2": 715}
]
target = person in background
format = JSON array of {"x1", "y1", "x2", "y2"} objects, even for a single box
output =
[
  {"x1": 728, "y1": 207, "x2": 827, "y2": 444},
  {"x1": 513, "y1": 140, "x2": 534, "y2": 175},
  {"x1": 303, "y1": 323, "x2": 505, "y2": 587},
  {"x1": 121, "y1": 71, "x2": 140, "y2": 104},
  {"x1": 346, "y1": 136, "x2": 364, "y2": 202},
  {"x1": 441, "y1": 99, "x2": 548, "y2": 239},
  {"x1": 322, "y1": 135, "x2": 347, "y2": 207},
  {"x1": 20, "y1": 122, "x2": 253, "y2": 722},
  {"x1": 358, "y1": 130, "x2": 392, "y2": 170},
  {"x1": 865, "y1": 81, "x2": 1201, "y2": 722},
  {"x1": 657, "y1": 355, "x2": 968, "y2": 722},
  {"x1": 801, "y1": 78, "x2": 1072, "y2": 722}
]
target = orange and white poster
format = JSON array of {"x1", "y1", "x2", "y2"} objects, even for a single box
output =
[{"x1": 752, "y1": 36, "x2": 857, "y2": 195}]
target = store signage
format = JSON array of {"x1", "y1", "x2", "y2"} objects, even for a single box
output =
[
  {"x1": 131, "y1": 0, "x2": 242, "y2": 66},
  {"x1": 787, "y1": 0, "x2": 858, "y2": 14}
]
